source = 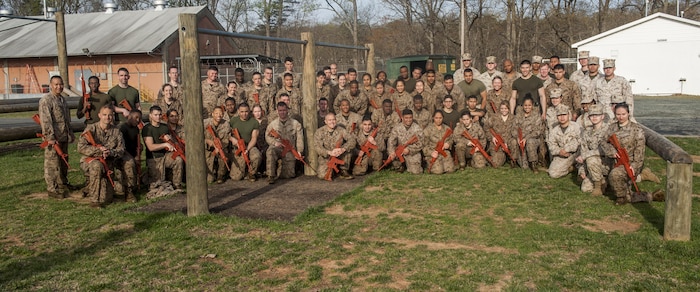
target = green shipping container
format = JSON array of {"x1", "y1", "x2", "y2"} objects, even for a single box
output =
[{"x1": 385, "y1": 55, "x2": 457, "y2": 81}]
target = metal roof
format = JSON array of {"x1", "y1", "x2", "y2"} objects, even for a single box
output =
[{"x1": 0, "y1": 6, "x2": 208, "y2": 58}]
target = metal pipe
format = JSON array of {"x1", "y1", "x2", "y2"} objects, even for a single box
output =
[
  {"x1": 0, "y1": 15, "x2": 56, "y2": 22},
  {"x1": 315, "y1": 41, "x2": 368, "y2": 51},
  {"x1": 198, "y1": 28, "x2": 307, "y2": 45}
]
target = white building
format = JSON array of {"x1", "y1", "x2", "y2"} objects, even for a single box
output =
[{"x1": 572, "y1": 13, "x2": 700, "y2": 96}]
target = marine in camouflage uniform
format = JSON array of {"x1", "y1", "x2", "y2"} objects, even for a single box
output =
[
  {"x1": 387, "y1": 110, "x2": 424, "y2": 174},
  {"x1": 353, "y1": 118, "x2": 386, "y2": 176},
  {"x1": 368, "y1": 82, "x2": 391, "y2": 112},
  {"x1": 78, "y1": 106, "x2": 125, "y2": 206},
  {"x1": 436, "y1": 75, "x2": 466, "y2": 112},
  {"x1": 157, "y1": 66, "x2": 184, "y2": 103},
  {"x1": 513, "y1": 98, "x2": 544, "y2": 172},
  {"x1": 422, "y1": 112, "x2": 455, "y2": 174},
  {"x1": 569, "y1": 51, "x2": 590, "y2": 89},
  {"x1": 485, "y1": 77, "x2": 510, "y2": 115},
  {"x1": 546, "y1": 107, "x2": 582, "y2": 178},
  {"x1": 576, "y1": 93, "x2": 596, "y2": 129},
  {"x1": 411, "y1": 95, "x2": 431, "y2": 129},
  {"x1": 576, "y1": 105, "x2": 609, "y2": 195},
  {"x1": 276, "y1": 73, "x2": 304, "y2": 119},
  {"x1": 77, "y1": 76, "x2": 112, "y2": 125},
  {"x1": 601, "y1": 104, "x2": 645, "y2": 204},
  {"x1": 371, "y1": 100, "x2": 401, "y2": 149},
  {"x1": 453, "y1": 53, "x2": 481, "y2": 85},
  {"x1": 204, "y1": 107, "x2": 232, "y2": 183},
  {"x1": 265, "y1": 102, "x2": 304, "y2": 182},
  {"x1": 243, "y1": 72, "x2": 275, "y2": 115},
  {"x1": 545, "y1": 89, "x2": 569, "y2": 131},
  {"x1": 391, "y1": 80, "x2": 414, "y2": 113},
  {"x1": 38, "y1": 76, "x2": 75, "y2": 198},
  {"x1": 545, "y1": 64, "x2": 582, "y2": 119},
  {"x1": 154, "y1": 84, "x2": 184, "y2": 125},
  {"x1": 595, "y1": 59, "x2": 634, "y2": 121},
  {"x1": 336, "y1": 99, "x2": 363, "y2": 133},
  {"x1": 484, "y1": 101, "x2": 518, "y2": 167},
  {"x1": 477, "y1": 56, "x2": 504, "y2": 92},
  {"x1": 577, "y1": 57, "x2": 603, "y2": 103},
  {"x1": 201, "y1": 66, "x2": 227, "y2": 119},
  {"x1": 315, "y1": 113, "x2": 356, "y2": 180},
  {"x1": 422, "y1": 70, "x2": 443, "y2": 113},
  {"x1": 453, "y1": 111, "x2": 488, "y2": 169},
  {"x1": 334, "y1": 81, "x2": 368, "y2": 116}
]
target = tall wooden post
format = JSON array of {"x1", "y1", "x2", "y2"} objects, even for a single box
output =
[
  {"x1": 301, "y1": 32, "x2": 317, "y2": 176},
  {"x1": 365, "y1": 43, "x2": 375, "y2": 77},
  {"x1": 55, "y1": 11, "x2": 69, "y2": 89},
  {"x1": 179, "y1": 14, "x2": 209, "y2": 216},
  {"x1": 664, "y1": 162, "x2": 692, "y2": 241}
]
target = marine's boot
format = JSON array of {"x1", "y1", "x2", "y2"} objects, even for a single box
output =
[
  {"x1": 591, "y1": 181, "x2": 603, "y2": 196},
  {"x1": 639, "y1": 167, "x2": 661, "y2": 183}
]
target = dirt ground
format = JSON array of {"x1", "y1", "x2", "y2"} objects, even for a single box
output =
[{"x1": 135, "y1": 175, "x2": 366, "y2": 221}]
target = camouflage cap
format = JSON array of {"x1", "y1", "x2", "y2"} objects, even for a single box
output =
[
  {"x1": 588, "y1": 104, "x2": 604, "y2": 115},
  {"x1": 462, "y1": 53, "x2": 473, "y2": 60},
  {"x1": 588, "y1": 56, "x2": 599, "y2": 65},
  {"x1": 532, "y1": 56, "x2": 543, "y2": 64},
  {"x1": 578, "y1": 51, "x2": 590, "y2": 59},
  {"x1": 581, "y1": 92, "x2": 594, "y2": 103},
  {"x1": 603, "y1": 59, "x2": 616, "y2": 68},
  {"x1": 556, "y1": 105, "x2": 570, "y2": 116},
  {"x1": 486, "y1": 56, "x2": 497, "y2": 64},
  {"x1": 549, "y1": 88, "x2": 562, "y2": 98}
]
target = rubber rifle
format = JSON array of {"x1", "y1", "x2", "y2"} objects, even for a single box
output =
[
  {"x1": 608, "y1": 133, "x2": 640, "y2": 193},
  {"x1": 81, "y1": 130, "x2": 115, "y2": 188},
  {"x1": 324, "y1": 135, "x2": 345, "y2": 181},
  {"x1": 80, "y1": 66, "x2": 91, "y2": 121},
  {"x1": 32, "y1": 114, "x2": 71, "y2": 169},
  {"x1": 461, "y1": 130, "x2": 494, "y2": 167},
  {"x1": 160, "y1": 133, "x2": 186, "y2": 163},
  {"x1": 268, "y1": 128, "x2": 316, "y2": 173},
  {"x1": 354, "y1": 125, "x2": 380, "y2": 165},
  {"x1": 118, "y1": 100, "x2": 144, "y2": 129},
  {"x1": 206, "y1": 124, "x2": 230, "y2": 171},
  {"x1": 428, "y1": 127, "x2": 453, "y2": 172},
  {"x1": 377, "y1": 135, "x2": 419, "y2": 171},
  {"x1": 232, "y1": 128, "x2": 251, "y2": 171},
  {"x1": 489, "y1": 128, "x2": 515, "y2": 162}
]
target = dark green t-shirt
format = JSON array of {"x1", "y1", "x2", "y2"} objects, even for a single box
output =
[
  {"x1": 457, "y1": 80, "x2": 486, "y2": 103},
  {"x1": 78, "y1": 92, "x2": 112, "y2": 124},
  {"x1": 229, "y1": 116, "x2": 260, "y2": 144},
  {"x1": 442, "y1": 110, "x2": 461, "y2": 129},
  {"x1": 108, "y1": 85, "x2": 140, "y2": 122},
  {"x1": 512, "y1": 76, "x2": 543, "y2": 106},
  {"x1": 119, "y1": 122, "x2": 141, "y2": 158},
  {"x1": 142, "y1": 122, "x2": 168, "y2": 159}
]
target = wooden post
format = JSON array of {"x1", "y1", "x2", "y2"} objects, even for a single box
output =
[
  {"x1": 365, "y1": 43, "x2": 375, "y2": 77},
  {"x1": 55, "y1": 11, "x2": 69, "y2": 89},
  {"x1": 301, "y1": 32, "x2": 318, "y2": 176},
  {"x1": 179, "y1": 14, "x2": 209, "y2": 216},
  {"x1": 664, "y1": 162, "x2": 692, "y2": 241}
]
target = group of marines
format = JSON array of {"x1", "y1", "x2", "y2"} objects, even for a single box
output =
[{"x1": 37, "y1": 52, "x2": 659, "y2": 208}]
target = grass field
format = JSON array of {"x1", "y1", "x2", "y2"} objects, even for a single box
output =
[{"x1": 0, "y1": 137, "x2": 698, "y2": 290}]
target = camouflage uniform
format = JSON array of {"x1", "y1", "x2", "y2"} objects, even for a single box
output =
[
  {"x1": 391, "y1": 91, "x2": 413, "y2": 113},
  {"x1": 276, "y1": 87, "x2": 304, "y2": 118},
  {"x1": 360, "y1": 86, "x2": 374, "y2": 107},
  {"x1": 204, "y1": 118, "x2": 231, "y2": 181},
  {"x1": 569, "y1": 69, "x2": 589, "y2": 88},
  {"x1": 154, "y1": 98, "x2": 184, "y2": 125},
  {"x1": 265, "y1": 117, "x2": 304, "y2": 179},
  {"x1": 201, "y1": 80, "x2": 227, "y2": 119},
  {"x1": 546, "y1": 121, "x2": 581, "y2": 178},
  {"x1": 578, "y1": 73, "x2": 603, "y2": 103},
  {"x1": 546, "y1": 104, "x2": 570, "y2": 131},
  {"x1": 336, "y1": 112, "x2": 362, "y2": 133},
  {"x1": 477, "y1": 71, "x2": 504, "y2": 92},
  {"x1": 422, "y1": 82, "x2": 443, "y2": 113},
  {"x1": 371, "y1": 109, "x2": 401, "y2": 149},
  {"x1": 38, "y1": 91, "x2": 74, "y2": 196},
  {"x1": 276, "y1": 71, "x2": 301, "y2": 89},
  {"x1": 368, "y1": 90, "x2": 391, "y2": 112},
  {"x1": 578, "y1": 121, "x2": 610, "y2": 192},
  {"x1": 453, "y1": 66, "x2": 481, "y2": 85},
  {"x1": 317, "y1": 84, "x2": 332, "y2": 102},
  {"x1": 513, "y1": 112, "x2": 544, "y2": 167},
  {"x1": 243, "y1": 85, "x2": 275, "y2": 115},
  {"x1": 411, "y1": 108, "x2": 431, "y2": 129},
  {"x1": 422, "y1": 124, "x2": 455, "y2": 174},
  {"x1": 486, "y1": 89, "x2": 510, "y2": 115},
  {"x1": 484, "y1": 113, "x2": 518, "y2": 167},
  {"x1": 595, "y1": 75, "x2": 634, "y2": 121},
  {"x1": 314, "y1": 125, "x2": 356, "y2": 180},
  {"x1": 501, "y1": 72, "x2": 522, "y2": 93},
  {"x1": 453, "y1": 122, "x2": 488, "y2": 169},
  {"x1": 436, "y1": 86, "x2": 466, "y2": 111},
  {"x1": 540, "y1": 76, "x2": 553, "y2": 89},
  {"x1": 157, "y1": 83, "x2": 183, "y2": 104},
  {"x1": 545, "y1": 79, "x2": 582, "y2": 116},
  {"x1": 78, "y1": 123, "x2": 125, "y2": 204},
  {"x1": 387, "y1": 122, "x2": 424, "y2": 174},
  {"x1": 602, "y1": 121, "x2": 645, "y2": 201},
  {"x1": 353, "y1": 129, "x2": 385, "y2": 176},
  {"x1": 77, "y1": 92, "x2": 111, "y2": 125},
  {"x1": 229, "y1": 117, "x2": 262, "y2": 181},
  {"x1": 335, "y1": 91, "x2": 368, "y2": 116}
]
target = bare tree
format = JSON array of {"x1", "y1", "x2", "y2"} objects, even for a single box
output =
[{"x1": 324, "y1": 0, "x2": 359, "y2": 67}]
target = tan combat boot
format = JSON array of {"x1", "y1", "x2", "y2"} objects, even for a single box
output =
[
  {"x1": 639, "y1": 167, "x2": 661, "y2": 183},
  {"x1": 591, "y1": 181, "x2": 603, "y2": 196}
]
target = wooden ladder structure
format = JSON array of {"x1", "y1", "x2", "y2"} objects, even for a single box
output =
[{"x1": 25, "y1": 64, "x2": 41, "y2": 94}]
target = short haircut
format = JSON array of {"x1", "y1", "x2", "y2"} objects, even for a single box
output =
[
  {"x1": 347, "y1": 68, "x2": 357, "y2": 74},
  {"x1": 284, "y1": 56, "x2": 294, "y2": 63},
  {"x1": 118, "y1": 67, "x2": 129, "y2": 74},
  {"x1": 444, "y1": 74, "x2": 454, "y2": 81},
  {"x1": 276, "y1": 101, "x2": 289, "y2": 109},
  {"x1": 467, "y1": 95, "x2": 478, "y2": 101},
  {"x1": 88, "y1": 76, "x2": 100, "y2": 83},
  {"x1": 149, "y1": 105, "x2": 162, "y2": 113},
  {"x1": 225, "y1": 97, "x2": 236, "y2": 104},
  {"x1": 550, "y1": 55, "x2": 560, "y2": 60},
  {"x1": 382, "y1": 99, "x2": 393, "y2": 105},
  {"x1": 520, "y1": 60, "x2": 532, "y2": 66},
  {"x1": 283, "y1": 72, "x2": 293, "y2": 79},
  {"x1": 319, "y1": 97, "x2": 328, "y2": 103},
  {"x1": 166, "y1": 109, "x2": 178, "y2": 117},
  {"x1": 168, "y1": 65, "x2": 179, "y2": 71},
  {"x1": 553, "y1": 64, "x2": 565, "y2": 71},
  {"x1": 426, "y1": 69, "x2": 436, "y2": 75},
  {"x1": 413, "y1": 94, "x2": 423, "y2": 101},
  {"x1": 401, "y1": 109, "x2": 413, "y2": 116},
  {"x1": 227, "y1": 81, "x2": 237, "y2": 87},
  {"x1": 238, "y1": 102, "x2": 250, "y2": 109},
  {"x1": 208, "y1": 65, "x2": 218, "y2": 72},
  {"x1": 316, "y1": 70, "x2": 325, "y2": 77},
  {"x1": 464, "y1": 68, "x2": 473, "y2": 74},
  {"x1": 349, "y1": 80, "x2": 359, "y2": 86},
  {"x1": 235, "y1": 67, "x2": 244, "y2": 73},
  {"x1": 460, "y1": 110, "x2": 472, "y2": 118}
]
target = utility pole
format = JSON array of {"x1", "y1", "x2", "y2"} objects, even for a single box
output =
[{"x1": 55, "y1": 11, "x2": 69, "y2": 89}]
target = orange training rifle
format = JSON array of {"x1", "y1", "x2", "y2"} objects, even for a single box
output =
[
  {"x1": 354, "y1": 125, "x2": 380, "y2": 165},
  {"x1": 608, "y1": 133, "x2": 640, "y2": 193},
  {"x1": 81, "y1": 130, "x2": 115, "y2": 187},
  {"x1": 489, "y1": 128, "x2": 515, "y2": 162},
  {"x1": 118, "y1": 100, "x2": 144, "y2": 129},
  {"x1": 461, "y1": 130, "x2": 494, "y2": 167},
  {"x1": 206, "y1": 125, "x2": 230, "y2": 171},
  {"x1": 80, "y1": 66, "x2": 91, "y2": 121},
  {"x1": 32, "y1": 114, "x2": 70, "y2": 169},
  {"x1": 324, "y1": 135, "x2": 345, "y2": 181},
  {"x1": 160, "y1": 133, "x2": 186, "y2": 163},
  {"x1": 268, "y1": 128, "x2": 316, "y2": 173},
  {"x1": 232, "y1": 128, "x2": 251, "y2": 171},
  {"x1": 428, "y1": 127, "x2": 453, "y2": 172},
  {"x1": 377, "y1": 135, "x2": 419, "y2": 171}
]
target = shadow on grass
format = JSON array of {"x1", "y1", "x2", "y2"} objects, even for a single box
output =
[
  {"x1": 209, "y1": 178, "x2": 291, "y2": 214},
  {"x1": 0, "y1": 179, "x2": 44, "y2": 193},
  {"x1": 633, "y1": 202, "x2": 665, "y2": 236},
  {"x1": 0, "y1": 212, "x2": 171, "y2": 288}
]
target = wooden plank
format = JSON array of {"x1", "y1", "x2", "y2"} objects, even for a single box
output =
[
  {"x1": 365, "y1": 43, "x2": 375, "y2": 77},
  {"x1": 55, "y1": 12, "x2": 69, "y2": 89},
  {"x1": 641, "y1": 124, "x2": 692, "y2": 164},
  {"x1": 301, "y1": 32, "x2": 318, "y2": 176},
  {"x1": 664, "y1": 162, "x2": 692, "y2": 241},
  {"x1": 179, "y1": 14, "x2": 209, "y2": 216}
]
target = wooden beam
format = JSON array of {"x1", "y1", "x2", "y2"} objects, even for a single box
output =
[
  {"x1": 301, "y1": 32, "x2": 318, "y2": 176},
  {"x1": 365, "y1": 43, "x2": 375, "y2": 77},
  {"x1": 55, "y1": 11, "x2": 69, "y2": 89},
  {"x1": 179, "y1": 14, "x2": 209, "y2": 216},
  {"x1": 664, "y1": 162, "x2": 692, "y2": 241}
]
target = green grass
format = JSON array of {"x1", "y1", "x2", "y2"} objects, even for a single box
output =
[{"x1": 0, "y1": 138, "x2": 698, "y2": 290}]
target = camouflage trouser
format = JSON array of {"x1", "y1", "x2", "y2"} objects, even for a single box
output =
[
  {"x1": 391, "y1": 152, "x2": 423, "y2": 174},
  {"x1": 147, "y1": 155, "x2": 183, "y2": 188},
  {"x1": 489, "y1": 138, "x2": 518, "y2": 167},
  {"x1": 80, "y1": 158, "x2": 114, "y2": 204},
  {"x1": 229, "y1": 147, "x2": 262, "y2": 180},
  {"x1": 519, "y1": 138, "x2": 541, "y2": 168},
  {"x1": 266, "y1": 146, "x2": 296, "y2": 179},
  {"x1": 352, "y1": 149, "x2": 383, "y2": 176},
  {"x1": 582, "y1": 156, "x2": 606, "y2": 183},
  {"x1": 206, "y1": 150, "x2": 230, "y2": 181},
  {"x1": 114, "y1": 153, "x2": 137, "y2": 191},
  {"x1": 425, "y1": 150, "x2": 455, "y2": 174},
  {"x1": 316, "y1": 152, "x2": 352, "y2": 180},
  {"x1": 44, "y1": 142, "x2": 69, "y2": 193},
  {"x1": 455, "y1": 144, "x2": 487, "y2": 169},
  {"x1": 608, "y1": 165, "x2": 632, "y2": 198},
  {"x1": 548, "y1": 154, "x2": 576, "y2": 178}
]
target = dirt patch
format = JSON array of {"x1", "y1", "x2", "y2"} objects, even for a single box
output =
[
  {"x1": 135, "y1": 175, "x2": 365, "y2": 221},
  {"x1": 364, "y1": 185, "x2": 383, "y2": 192},
  {"x1": 478, "y1": 272, "x2": 514, "y2": 292},
  {"x1": 693, "y1": 172, "x2": 700, "y2": 177},
  {"x1": 370, "y1": 238, "x2": 519, "y2": 254},
  {"x1": 97, "y1": 223, "x2": 134, "y2": 233},
  {"x1": 324, "y1": 205, "x2": 420, "y2": 219},
  {"x1": 581, "y1": 218, "x2": 641, "y2": 234}
]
